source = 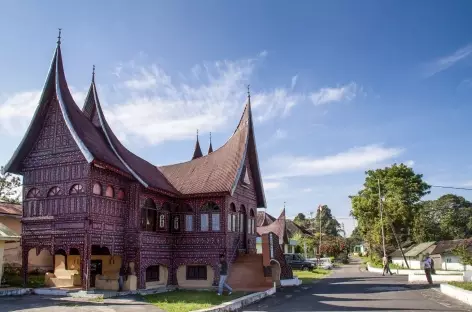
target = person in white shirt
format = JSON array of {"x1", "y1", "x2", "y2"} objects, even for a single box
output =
[
  {"x1": 382, "y1": 255, "x2": 393, "y2": 276},
  {"x1": 423, "y1": 254, "x2": 433, "y2": 284}
]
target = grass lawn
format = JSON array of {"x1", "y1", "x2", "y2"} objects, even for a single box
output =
[
  {"x1": 2, "y1": 274, "x2": 45, "y2": 288},
  {"x1": 143, "y1": 290, "x2": 249, "y2": 312},
  {"x1": 449, "y1": 281, "x2": 472, "y2": 291},
  {"x1": 294, "y1": 268, "x2": 332, "y2": 284}
]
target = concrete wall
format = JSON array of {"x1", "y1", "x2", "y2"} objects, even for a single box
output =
[
  {"x1": 177, "y1": 265, "x2": 214, "y2": 288},
  {"x1": 0, "y1": 216, "x2": 52, "y2": 272},
  {"x1": 145, "y1": 265, "x2": 168, "y2": 288}
]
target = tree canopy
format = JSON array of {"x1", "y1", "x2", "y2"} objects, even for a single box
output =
[
  {"x1": 0, "y1": 166, "x2": 21, "y2": 204},
  {"x1": 413, "y1": 194, "x2": 472, "y2": 242},
  {"x1": 350, "y1": 163, "x2": 430, "y2": 256},
  {"x1": 313, "y1": 205, "x2": 341, "y2": 237}
]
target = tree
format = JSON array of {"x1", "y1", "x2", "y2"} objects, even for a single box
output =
[
  {"x1": 346, "y1": 226, "x2": 364, "y2": 252},
  {"x1": 319, "y1": 235, "x2": 346, "y2": 257},
  {"x1": 0, "y1": 166, "x2": 21, "y2": 204},
  {"x1": 350, "y1": 163, "x2": 430, "y2": 257},
  {"x1": 413, "y1": 194, "x2": 472, "y2": 242},
  {"x1": 313, "y1": 205, "x2": 341, "y2": 237},
  {"x1": 452, "y1": 240, "x2": 472, "y2": 266},
  {"x1": 294, "y1": 213, "x2": 309, "y2": 228}
]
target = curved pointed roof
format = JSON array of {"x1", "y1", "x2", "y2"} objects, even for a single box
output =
[
  {"x1": 4, "y1": 40, "x2": 128, "y2": 175},
  {"x1": 257, "y1": 209, "x2": 288, "y2": 244},
  {"x1": 192, "y1": 133, "x2": 203, "y2": 160},
  {"x1": 208, "y1": 133, "x2": 213, "y2": 154},
  {"x1": 159, "y1": 101, "x2": 266, "y2": 207},
  {"x1": 82, "y1": 72, "x2": 178, "y2": 194}
]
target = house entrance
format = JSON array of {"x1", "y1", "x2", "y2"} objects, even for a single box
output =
[{"x1": 90, "y1": 260, "x2": 102, "y2": 288}]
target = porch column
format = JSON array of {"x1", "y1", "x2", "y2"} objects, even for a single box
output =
[
  {"x1": 21, "y1": 247, "x2": 29, "y2": 287},
  {"x1": 82, "y1": 240, "x2": 91, "y2": 290}
]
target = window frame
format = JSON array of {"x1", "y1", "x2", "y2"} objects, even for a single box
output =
[
  {"x1": 185, "y1": 214, "x2": 194, "y2": 232},
  {"x1": 146, "y1": 265, "x2": 160, "y2": 282},
  {"x1": 186, "y1": 265, "x2": 207, "y2": 280}
]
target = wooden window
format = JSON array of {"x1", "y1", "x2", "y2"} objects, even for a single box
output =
[
  {"x1": 93, "y1": 182, "x2": 102, "y2": 195},
  {"x1": 146, "y1": 265, "x2": 160, "y2": 282},
  {"x1": 185, "y1": 215, "x2": 194, "y2": 232},
  {"x1": 47, "y1": 186, "x2": 62, "y2": 197},
  {"x1": 227, "y1": 214, "x2": 232, "y2": 232},
  {"x1": 26, "y1": 188, "x2": 40, "y2": 199},
  {"x1": 142, "y1": 198, "x2": 157, "y2": 231},
  {"x1": 186, "y1": 265, "x2": 207, "y2": 280},
  {"x1": 212, "y1": 213, "x2": 220, "y2": 231},
  {"x1": 232, "y1": 214, "x2": 237, "y2": 232},
  {"x1": 105, "y1": 186, "x2": 114, "y2": 198},
  {"x1": 69, "y1": 184, "x2": 84, "y2": 195},
  {"x1": 239, "y1": 214, "x2": 244, "y2": 232},
  {"x1": 117, "y1": 189, "x2": 125, "y2": 200},
  {"x1": 173, "y1": 216, "x2": 179, "y2": 230},
  {"x1": 159, "y1": 214, "x2": 165, "y2": 228},
  {"x1": 200, "y1": 214, "x2": 209, "y2": 231}
]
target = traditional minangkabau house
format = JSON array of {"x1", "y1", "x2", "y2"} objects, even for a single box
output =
[{"x1": 3, "y1": 33, "x2": 292, "y2": 291}]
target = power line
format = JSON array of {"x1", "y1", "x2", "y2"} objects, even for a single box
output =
[{"x1": 430, "y1": 185, "x2": 472, "y2": 191}]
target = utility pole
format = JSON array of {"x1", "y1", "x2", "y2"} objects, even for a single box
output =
[
  {"x1": 377, "y1": 179, "x2": 386, "y2": 258},
  {"x1": 319, "y1": 205, "x2": 322, "y2": 259},
  {"x1": 341, "y1": 222, "x2": 346, "y2": 238}
]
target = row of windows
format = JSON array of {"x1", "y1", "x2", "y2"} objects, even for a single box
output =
[
  {"x1": 26, "y1": 183, "x2": 126, "y2": 201},
  {"x1": 145, "y1": 265, "x2": 207, "y2": 282},
  {"x1": 141, "y1": 200, "x2": 256, "y2": 234}
]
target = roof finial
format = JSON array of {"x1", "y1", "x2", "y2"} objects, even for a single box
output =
[
  {"x1": 197, "y1": 129, "x2": 199, "y2": 139},
  {"x1": 92, "y1": 65, "x2": 96, "y2": 82},
  {"x1": 247, "y1": 84, "x2": 251, "y2": 101},
  {"x1": 209, "y1": 132, "x2": 212, "y2": 143},
  {"x1": 57, "y1": 28, "x2": 62, "y2": 45}
]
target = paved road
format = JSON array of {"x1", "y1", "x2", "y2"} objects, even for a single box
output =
[
  {"x1": 0, "y1": 295, "x2": 164, "y2": 312},
  {"x1": 243, "y1": 258, "x2": 472, "y2": 312}
]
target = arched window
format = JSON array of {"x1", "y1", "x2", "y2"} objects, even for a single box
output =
[
  {"x1": 201, "y1": 201, "x2": 220, "y2": 232},
  {"x1": 182, "y1": 203, "x2": 194, "y2": 232},
  {"x1": 239, "y1": 205, "x2": 246, "y2": 233},
  {"x1": 141, "y1": 198, "x2": 157, "y2": 231},
  {"x1": 47, "y1": 186, "x2": 62, "y2": 197},
  {"x1": 159, "y1": 214, "x2": 165, "y2": 228},
  {"x1": 69, "y1": 184, "x2": 84, "y2": 195},
  {"x1": 174, "y1": 216, "x2": 180, "y2": 230},
  {"x1": 26, "y1": 188, "x2": 40, "y2": 199},
  {"x1": 105, "y1": 186, "x2": 114, "y2": 198},
  {"x1": 117, "y1": 189, "x2": 125, "y2": 200},
  {"x1": 249, "y1": 209, "x2": 256, "y2": 234},
  {"x1": 93, "y1": 182, "x2": 102, "y2": 195},
  {"x1": 228, "y1": 203, "x2": 236, "y2": 232}
]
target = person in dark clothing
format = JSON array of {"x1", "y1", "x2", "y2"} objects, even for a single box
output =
[
  {"x1": 118, "y1": 266, "x2": 126, "y2": 292},
  {"x1": 217, "y1": 254, "x2": 232, "y2": 296}
]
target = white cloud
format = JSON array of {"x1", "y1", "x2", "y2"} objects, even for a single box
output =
[
  {"x1": 259, "y1": 50, "x2": 268, "y2": 58},
  {"x1": 424, "y1": 43, "x2": 472, "y2": 77},
  {"x1": 265, "y1": 144, "x2": 404, "y2": 179},
  {"x1": 310, "y1": 82, "x2": 358, "y2": 106},
  {"x1": 264, "y1": 181, "x2": 282, "y2": 190},
  {"x1": 291, "y1": 75, "x2": 298, "y2": 90},
  {"x1": 274, "y1": 129, "x2": 287, "y2": 140},
  {"x1": 301, "y1": 188, "x2": 312, "y2": 193},
  {"x1": 0, "y1": 89, "x2": 86, "y2": 135},
  {"x1": 404, "y1": 160, "x2": 415, "y2": 167},
  {"x1": 252, "y1": 88, "x2": 302, "y2": 123}
]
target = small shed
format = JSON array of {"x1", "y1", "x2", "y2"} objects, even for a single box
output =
[
  {"x1": 430, "y1": 239, "x2": 472, "y2": 271},
  {"x1": 0, "y1": 222, "x2": 21, "y2": 284},
  {"x1": 402, "y1": 242, "x2": 436, "y2": 269}
]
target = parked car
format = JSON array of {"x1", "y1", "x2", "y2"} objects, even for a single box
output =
[
  {"x1": 308, "y1": 257, "x2": 334, "y2": 269},
  {"x1": 284, "y1": 253, "x2": 317, "y2": 271}
]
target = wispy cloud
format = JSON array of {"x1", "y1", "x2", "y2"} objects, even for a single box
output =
[
  {"x1": 310, "y1": 82, "x2": 359, "y2": 106},
  {"x1": 0, "y1": 89, "x2": 86, "y2": 135},
  {"x1": 251, "y1": 88, "x2": 302, "y2": 123},
  {"x1": 264, "y1": 181, "x2": 282, "y2": 190},
  {"x1": 291, "y1": 75, "x2": 298, "y2": 90},
  {"x1": 424, "y1": 43, "x2": 472, "y2": 77},
  {"x1": 274, "y1": 129, "x2": 288, "y2": 140},
  {"x1": 265, "y1": 144, "x2": 404, "y2": 179}
]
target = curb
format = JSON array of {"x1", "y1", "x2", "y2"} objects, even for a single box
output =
[
  {"x1": 192, "y1": 286, "x2": 276, "y2": 312},
  {"x1": 440, "y1": 283, "x2": 472, "y2": 306},
  {"x1": 0, "y1": 288, "x2": 32, "y2": 297}
]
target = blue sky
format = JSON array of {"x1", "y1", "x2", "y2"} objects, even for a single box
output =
[{"x1": 1, "y1": 1, "x2": 472, "y2": 235}]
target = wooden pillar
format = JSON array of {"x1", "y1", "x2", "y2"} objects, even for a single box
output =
[
  {"x1": 82, "y1": 238, "x2": 91, "y2": 290},
  {"x1": 21, "y1": 247, "x2": 29, "y2": 287}
]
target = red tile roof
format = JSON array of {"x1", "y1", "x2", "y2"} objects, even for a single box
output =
[
  {"x1": 0, "y1": 202, "x2": 22, "y2": 216},
  {"x1": 257, "y1": 210, "x2": 276, "y2": 227},
  {"x1": 159, "y1": 105, "x2": 250, "y2": 195}
]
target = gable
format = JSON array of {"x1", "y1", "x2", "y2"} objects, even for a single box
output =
[{"x1": 22, "y1": 99, "x2": 85, "y2": 169}]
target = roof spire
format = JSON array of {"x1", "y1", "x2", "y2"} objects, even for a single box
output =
[
  {"x1": 208, "y1": 132, "x2": 213, "y2": 154},
  {"x1": 192, "y1": 129, "x2": 203, "y2": 159},
  {"x1": 247, "y1": 84, "x2": 251, "y2": 103},
  {"x1": 92, "y1": 65, "x2": 95, "y2": 82},
  {"x1": 57, "y1": 28, "x2": 62, "y2": 45}
]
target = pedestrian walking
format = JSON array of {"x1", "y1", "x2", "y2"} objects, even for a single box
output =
[
  {"x1": 118, "y1": 265, "x2": 126, "y2": 292},
  {"x1": 423, "y1": 254, "x2": 433, "y2": 285},
  {"x1": 382, "y1": 254, "x2": 393, "y2": 276},
  {"x1": 217, "y1": 254, "x2": 232, "y2": 296}
]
